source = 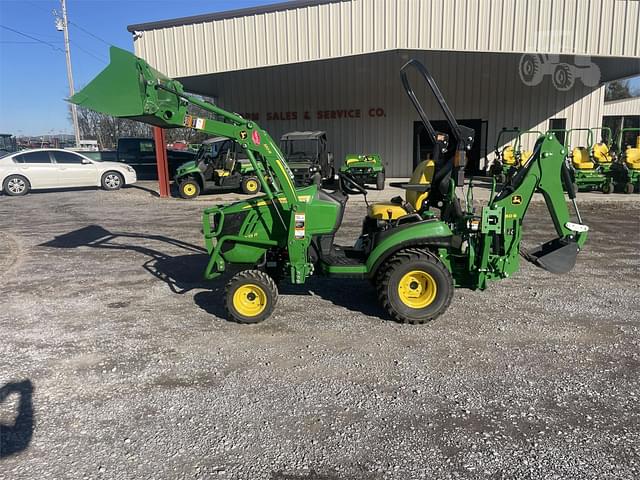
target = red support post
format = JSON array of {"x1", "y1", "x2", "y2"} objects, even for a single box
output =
[{"x1": 153, "y1": 127, "x2": 170, "y2": 198}]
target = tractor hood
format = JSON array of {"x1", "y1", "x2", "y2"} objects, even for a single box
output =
[{"x1": 175, "y1": 160, "x2": 199, "y2": 177}]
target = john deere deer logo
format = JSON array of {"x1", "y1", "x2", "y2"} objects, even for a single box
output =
[
  {"x1": 239, "y1": 130, "x2": 248, "y2": 140},
  {"x1": 512, "y1": 195, "x2": 523, "y2": 205}
]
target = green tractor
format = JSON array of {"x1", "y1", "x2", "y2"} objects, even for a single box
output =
[
  {"x1": 610, "y1": 127, "x2": 640, "y2": 194},
  {"x1": 71, "y1": 47, "x2": 588, "y2": 324},
  {"x1": 565, "y1": 128, "x2": 613, "y2": 193},
  {"x1": 339, "y1": 154, "x2": 385, "y2": 190},
  {"x1": 175, "y1": 136, "x2": 263, "y2": 199}
]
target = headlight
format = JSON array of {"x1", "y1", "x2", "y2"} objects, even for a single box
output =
[
  {"x1": 126, "y1": 166, "x2": 135, "y2": 173},
  {"x1": 309, "y1": 166, "x2": 317, "y2": 172}
]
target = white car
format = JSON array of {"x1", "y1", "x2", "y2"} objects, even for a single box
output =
[{"x1": 0, "y1": 149, "x2": 137, "y2": 196}]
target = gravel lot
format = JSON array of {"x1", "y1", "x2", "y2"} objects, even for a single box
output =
[{"x1": 1, "y1": 184, "x2": 639, "y2": 479}]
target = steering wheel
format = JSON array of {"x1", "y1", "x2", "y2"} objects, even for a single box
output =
[{"x1": 338, "y1": 172, "x2": 367, "y2": 196}]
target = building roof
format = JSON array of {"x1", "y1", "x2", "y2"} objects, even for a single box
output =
[
  {"x1": 130, "y1": 0, "x2": 640, "y2": 79},
  {"x1": 127, "y1": 0, "x2": 339, "y2": 32}
]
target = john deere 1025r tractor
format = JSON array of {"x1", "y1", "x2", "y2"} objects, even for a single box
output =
[{"x1": 71, "y1": 47, "x2": 588, "y2": 324}]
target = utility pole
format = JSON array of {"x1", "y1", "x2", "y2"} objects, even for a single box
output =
[{"x1": 55, "y1": 0, "x2": 81, "y2": 147}]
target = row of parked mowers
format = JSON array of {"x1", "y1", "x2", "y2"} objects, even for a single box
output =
[
  {"x1": 175, "y1": 130, "x2": 385, "y2": 199},
  {"x1": 490, "y1": 126, "x2": 640, "y2": 194}
]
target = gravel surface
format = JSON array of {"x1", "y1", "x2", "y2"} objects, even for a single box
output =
[{"x1": 1, "y1": 185, "x2": 639, "y2": 479}]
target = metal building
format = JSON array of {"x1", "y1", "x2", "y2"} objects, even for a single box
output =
[{"x1": 128, "y1": 0, "x2": 640, "y2": 176}]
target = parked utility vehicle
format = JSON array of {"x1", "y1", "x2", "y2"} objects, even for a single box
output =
[
  {"x1": 339, "y1": 154, "x2": 385, "y2": 190},
  {"x1": 280, "y1": 131, "x2": 334, "y2": 186},
  {"x1": 174, "y1": 137, "x2": 262, "y2": 199}
]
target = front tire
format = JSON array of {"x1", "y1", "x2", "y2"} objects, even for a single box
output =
[
  {"x1": 241, "y1": 176, "x2": 261, "y2": 195},
  {"x1": 377, "y1": 249, "x2": 453, "y2": 324},
  {"x1": 625, "y1": 182, "x2": 635, "y2": 194},
  {"x1": 225, "y1": 270, "x2": 278, "y2": 324},
  {"x1": 3, "y1": 175, "x2": 30, "y2": 196},
  {"x1": 178, "y1": 179, "x2": 201, "y2": 199},
  {"x1": 101, "y1": 171, "x2": 123, "y2": 191},
  {"x1": 601, "y1": 180, "x2": 613, "y2": 194},
  {"x1": 376, "y1": 172, "x2": 385, "y2": 190}
]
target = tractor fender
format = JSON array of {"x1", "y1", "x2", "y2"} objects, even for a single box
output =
[
  {"x1": 176, "y1": 166, "x2": 205, "y2": 187},
  {"x1": 365, "y1": 220, "x2": 453, "y2": 279}
]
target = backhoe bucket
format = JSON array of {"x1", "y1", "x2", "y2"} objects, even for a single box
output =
[
  {"x1": 69, "y1": 46, "x2": 186, "y2": 128},
  {"x1": 522, "y1": 238, "x2": 579, "y2": 274}
]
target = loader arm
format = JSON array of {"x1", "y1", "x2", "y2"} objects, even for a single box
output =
[{"x1": 69, "y1": 46, "x2": 313, "y2": 281}]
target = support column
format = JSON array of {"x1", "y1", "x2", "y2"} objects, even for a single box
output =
[{"x1": 153, "y1": 127, "x2": 170, "y2": 198}]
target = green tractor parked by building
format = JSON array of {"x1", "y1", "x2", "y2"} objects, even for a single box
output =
[
  {"x1": 71, "y1": 47, "x2": 589, "y2": 325},
  {"x1": 175, "y1": 136, "x2": 263, "y2": 199},
  {"x1": 610, "y1": 127, "x2": 640, "y2": 194},
  {"x1": 339, "y1": 153, "x2": 385, "y2": 190}
]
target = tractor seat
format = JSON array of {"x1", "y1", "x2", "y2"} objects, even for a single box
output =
[
  {"x1": 367, "y1": 160, "x2": 434, "y2": 220},
  {"x1": 593, "y1": 143, "x2": 612, "y2": 164},
  {"x1": 520, "y1": 150, "x2": 533, "y2": 166},
  {"x1": 502, "y1": 146, "x2": 516, "y2": 165},
  {"x1": 625, "y1": 147, "x2": 640, "y2": 170},
  {"x1": 571, "y1": 147, "x2": 594, "y2": 170}
]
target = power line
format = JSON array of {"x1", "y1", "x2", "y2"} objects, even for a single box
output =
[
  {"x1": 0, "y1": 24, "x2": 64, "y2": 52},
  {"x1": 69, "y1": 21, "x2": 111, "y2": 47},
  {"x1": 69, "y1": 40, "x2": 107, "y2": 63}
]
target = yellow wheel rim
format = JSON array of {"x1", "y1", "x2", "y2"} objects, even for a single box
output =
[
  {"x1": 233, "y1": 283, "x2": 267, "y2": 317},
  {"x1": 397, "y1": 270, "x2": 437, "y2": 309},
  {"x1": 246, "y1": 180, "x2": 258, "y2": 192},
  {"x1": 183, "y1": 183, "x2": 197, "y2": 196}
]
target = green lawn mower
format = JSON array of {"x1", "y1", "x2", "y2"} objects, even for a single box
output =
[
  {"x1": 175, "y1": 136, "x2": 263, "y2": 199},
  {"x1": 610, "y1": 127, "x2": 640, "y2": 194},
  {"x1": 489, "y1": 128, "x2": 541, "y2": 184},
  {"x1": 71, "y1": 47, "x2": 589, "y2": 324},
  {"x1": 566, "y1": 128, "x2": 612, "y2": 193},
  {"x1": 339, "y1": 154, "x2": 385, "y2": 190}
]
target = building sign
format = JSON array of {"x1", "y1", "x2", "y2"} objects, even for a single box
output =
[{"x1": 240, "y1": 108, "x2": 385, "y2": 122}]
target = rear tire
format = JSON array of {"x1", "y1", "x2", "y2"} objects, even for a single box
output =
[
  {"x1": 376, "y1": 249, "x2": 453, "y2": 324},
  {"x1": 178, "y1": 178, "x2": 201, "y2": 199},
  {"x1": 376, "y1": 172, "x2": 385, "y2": 190},
  {"x1": 625, "y1": 182, "x2": 635, "y2": 194},
  {"x1": 241, "y1": 176, "x2": 261, "y2": 195},
  {"x1": 225, "y1": 270, "x2": 278, "y2": 324},
  {"x1": 101, "y1": 171, "x2": 123, "y2": 191},
  {"x1": 3, "y1": 175, "x2": 30, "y2": 196}
]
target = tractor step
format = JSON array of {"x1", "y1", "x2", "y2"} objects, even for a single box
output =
[
  {"x1": 521, "y1": 238, "x2": 579, "y2": 274},
  {"x1": 322, "y1": 246, "x2": 366, "y2": 266}
]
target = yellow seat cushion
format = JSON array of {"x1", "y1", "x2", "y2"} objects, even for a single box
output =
[
  {"x1": 367, "y1": 203, "x2": 409, "y2": 220},
  {"x1": 625, "y1": 148, "x2": 640, "y2": 170},
  {"x1": 367, "y1": 160, "x2": 435, "y2": 221},
  {"x1": 520, "y1": 150, "x2": 532, "y2": 166},
  {"x1": 592, "y1": 143, "x2": 612, "y2": 164},
  {"x1": 502, "y1": 146, "x2": 516, "y2": 165},
  {"x1": 214, "y1": 169, "x2": 231, "y2": 177},
  {"x1": 572, "y1": 147, "x2": 594, "y2": 170}
]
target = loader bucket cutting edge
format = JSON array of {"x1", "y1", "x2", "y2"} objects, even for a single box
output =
[
  {"x1": 522, "y1": 238, "x2": 579, "y2": 274},
  {"x1": 68, "y1": 46, "x2": 184, "y2": 128}
]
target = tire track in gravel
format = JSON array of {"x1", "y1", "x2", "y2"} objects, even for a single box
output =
[{"x1": 0, "y1": 231, "x2": 22, "y2": 282}]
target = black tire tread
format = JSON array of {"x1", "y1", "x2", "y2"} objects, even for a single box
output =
[
  {"x1": 225, "y1": 269, "x2": 278, "y2": 324},
  {"x1": 376, "y1": 248, "x2": 453, "y2": 325}
]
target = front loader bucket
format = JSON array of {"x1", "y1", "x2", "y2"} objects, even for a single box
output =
[
  {"x1": 522, "y1": 238, "x2": 579, "y2": 274},
  {"x1": 69, "y1": 46, "x2": 186, "y2": 128}
]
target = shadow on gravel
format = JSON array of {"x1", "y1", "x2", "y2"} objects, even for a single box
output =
[
  {"x1": 41, "y1": 225, "x2": 387, "y2": 322},
  {"x1": 0, "y1": 380, "x2": 34, "y2": 458},
  {"x1": 270, "y1": 470, "x2": 381, "y2": 480}
]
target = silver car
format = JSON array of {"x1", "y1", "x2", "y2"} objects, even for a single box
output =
[{"x1": 0, "y1": 149, "x2": 137, "y2": 196}]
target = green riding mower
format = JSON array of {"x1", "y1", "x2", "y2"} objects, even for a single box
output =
[
  {"x1": 71, "y1": 47, "x2": 589, "y2": 324},
  {"x1": 610, "y1": 127, "x2": 640, "y2": 194},
  {"x1": 339, "y1": 154, "x2": 385, "y2": 190},
  {"x1": 175, "y1": 136, "x2": 263, "y2": 199},
  {"x1": 489, "y1": 128, "x2": 541, "y2": 184},
  {"x1": 565, "y1": 128, "x2": 613, "y2": 193}
]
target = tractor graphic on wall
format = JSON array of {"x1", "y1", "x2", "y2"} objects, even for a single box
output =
[{"x1": 519, "y1": 54, "x2": 600, "y2": 91}]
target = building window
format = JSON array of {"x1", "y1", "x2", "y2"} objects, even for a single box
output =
[{"x1": 548, "y1": 118, "x2": 567, "y2": 145}]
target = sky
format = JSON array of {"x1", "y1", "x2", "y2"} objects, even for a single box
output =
[
  {"x1": 0, "y1": 0, "x2": 278, "y2": 136},
  {"x1": 0, "y1": 0, "x2": 638, "y2": 136}
]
